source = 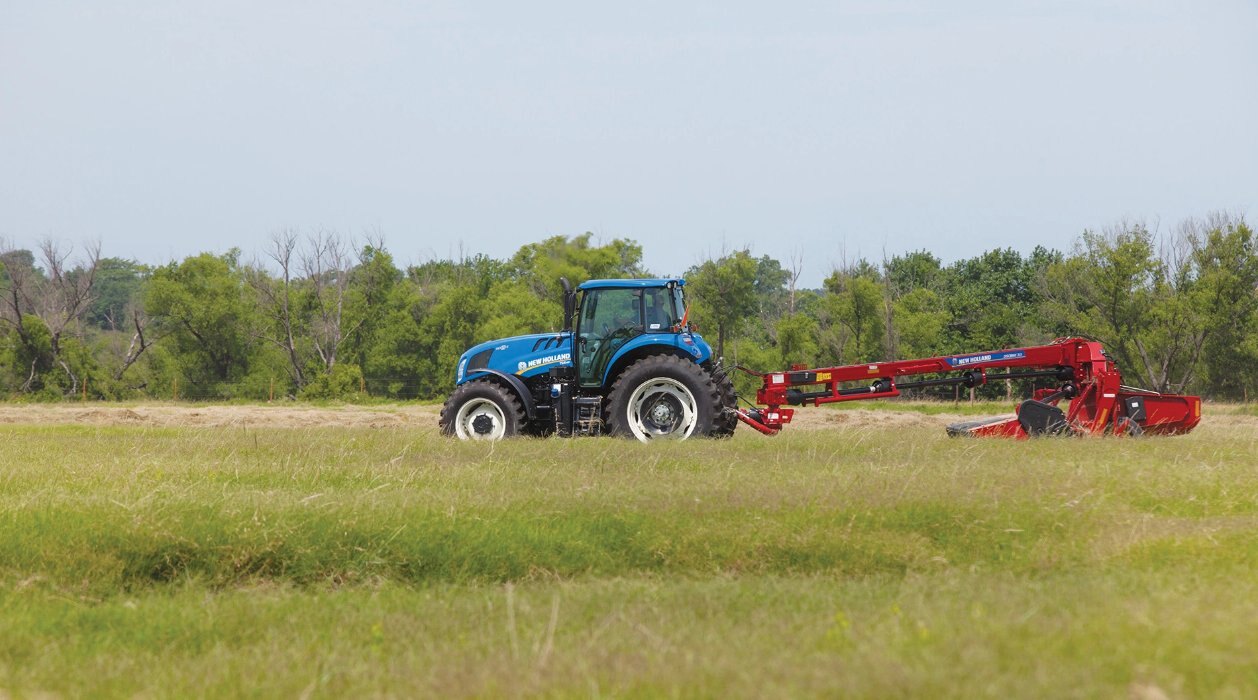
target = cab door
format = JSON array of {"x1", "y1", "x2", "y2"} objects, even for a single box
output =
[{"x1": 575, "y1": 287, "x2": 643, "y2": 388}]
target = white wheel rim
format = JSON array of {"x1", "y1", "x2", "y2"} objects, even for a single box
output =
[
  {"x1": 626, "y1": 377, "x2": 698, "y2": 442},
  {"x1": 454, "y1": 397, "x2": 507, "y2": 440}
]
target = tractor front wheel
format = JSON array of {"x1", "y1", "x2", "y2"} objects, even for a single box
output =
[
  {"x1": 606, "y1": 355, "x2": 723, "y2": 442},
  {"x1": 439, "y1": 380, "x2": 526, "y2": 440}
]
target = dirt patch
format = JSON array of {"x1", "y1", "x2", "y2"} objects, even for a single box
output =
[
  {"x1": 785, "y1": 407, "x2": 989, "y2": 432},
  {"x1": 0, "y1": 402, "x2": 972, "y2": 432},
  {"x1": 0, "y1": 402, "x2": 970, "y2": 435},
  {"x1": 75, "y1": 408, "x2": 149, "y2": 424},
  {"x1": 0, "y1": 401, "x2": 1246, "y2": 436},
  {"x1": 0, "y1": 404, "x2": 443, "y2": 429}
]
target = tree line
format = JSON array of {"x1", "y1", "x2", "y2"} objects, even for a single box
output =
[{"x1": 1, "y1": 213, "x2": 1255, "y2": 402}]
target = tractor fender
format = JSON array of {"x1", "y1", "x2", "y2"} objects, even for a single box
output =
[
  {"x1": 602, "y1": 335, "x2": 710, "y2": 387},
  {"x1": 463, "y1": 370, "x2": 537, "y2": 420}
]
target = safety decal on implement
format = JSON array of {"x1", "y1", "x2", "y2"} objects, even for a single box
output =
[{"x1": 946, "y1": 350, "x2": 1025, "y2": 367}]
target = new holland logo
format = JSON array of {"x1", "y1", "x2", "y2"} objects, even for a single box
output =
[
  {"x1": 946, "y1": 350, "x2": 1026, "y2": 367},
  {"x1": 516, "y1": 352, "x2": 571, "y2": 374}
]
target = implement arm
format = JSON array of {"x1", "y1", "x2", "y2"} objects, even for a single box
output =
[{"x1": 736, "y1": 337, "x2": 1201, "y2": 438}]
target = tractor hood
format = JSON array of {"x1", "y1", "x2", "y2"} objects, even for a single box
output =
[{"x1": 455, "y1": 332, "x2": 575, "y2": 384}]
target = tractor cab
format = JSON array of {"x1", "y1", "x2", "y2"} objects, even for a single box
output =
[{"x1": 569, "y1": 279, "x2": 687, "y2": 388}]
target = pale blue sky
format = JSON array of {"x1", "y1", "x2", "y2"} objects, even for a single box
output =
[{"x1": 2, "y1": 0, "x2": 1255, "y2": 286}]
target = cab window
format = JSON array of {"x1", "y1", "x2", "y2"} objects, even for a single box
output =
[{"x1": 642, "y1": 287, "x2": 675, "y2": 331}]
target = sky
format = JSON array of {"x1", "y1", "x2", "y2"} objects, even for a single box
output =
[{"x1": 2, "y1": 0, "x2": 1255, "y2": 287}]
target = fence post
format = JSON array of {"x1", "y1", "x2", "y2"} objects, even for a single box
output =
[
  {"x1": 269, "y1": 377, "x2": 275, "y2": 402},
  {"x1": 172, "y1": 377, "x2": 178, "y2": 401}
]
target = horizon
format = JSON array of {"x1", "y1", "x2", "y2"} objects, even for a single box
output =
[{"x1": 0, "y1": 210, "x2": 1242, "y2": 286}]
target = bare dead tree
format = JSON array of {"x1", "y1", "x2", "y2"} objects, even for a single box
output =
[
  {"x1": 41, "y1": 240, "x2": 101, "y2": 393},
  {"x1": 301, "y1": 230, "x2": 355, "y2": 373},
  {"x1": 820, "y1": 245, "x2": 853, "y2": 364},
  {"x1": 113, "y1": 306, "x2": 159, "y2": 381},
  {"x1": 0, "y1": 239, "x2": 35, "y2": 340},
  {"x1": 0, "y1": 239, "x2": 38, "y2": 389},
  {"x1": 1132, "y1": 221, "x2": 1209, "y2": 393},
  {"x1": 244, "y1": 229, "x2": 369, "y2": 390},
  {"x1": 0, "y1": 239, "x2": 100, "y2": 394},
  {"x1": 880, "y1": 247, "x2": 898, "y2": 362},
  {"x1": 786, "y1": 248, "x2": 803, "y2": 316},
  {"x1": 247, "y1": 229, "x2": 306, "y2": 389}
]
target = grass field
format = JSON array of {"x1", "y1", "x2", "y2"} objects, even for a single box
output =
[{"x1": 1, "y1": 402, "x2": 1255, "y2": 698}]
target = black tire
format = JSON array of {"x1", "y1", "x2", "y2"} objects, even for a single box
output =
[
  {"x1": 709, "y1": 364, "x2": 739, "y2": 439},
  {"x1": 439, "y1": 380, "x2": 526, "y2": 440},
  {"x1": 606, "y1": 355, "x2": 723, "y2": 441}
]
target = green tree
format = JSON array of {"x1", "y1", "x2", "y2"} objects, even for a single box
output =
[
  {"x1": 894, "y1": 288, "x2": 949, "y2": 359},
  {"x1": 885, "y1": 250, "x2": 944, "y2": 295},
  {"x1": 1186, "y1": 216, "x2": 1258, "y2": 398},
  {"x1": 752, "y1": 255, "x2": 792, "y2": 326},
  {"x1": 776, "y1": 312, "x2": 819, "y2": 367},
  {"x1": 824, "y1": 261, "x2": 885, "y2": 363},
  {"x1": 360, "y1": 284, "x2": 427, "y2": 398},
  {"x1": 881, "y1": 251, "x2": 944, "y2": 360},
  {"x1": 340, "y1": 244, "x2": 404, "y2": 374},
  {"x1": 509, "y1": 233, "x2": 643, "y2": 299},
  {"x1": 86, "y1": 258, "x2": 147, "y2": 330},
  {"x1": 146, "y1": 250, "x2": 263, "y2": 395},
  {"x1": 943, "y1": 247, "x2": 1051, "y2": 352},
  {"x1": 685, "y1": 250, "x2": 760, "y2": 360},
  {"x1": 418, "y1": 280, "x2": 487, "y2": 397},
  {"x1": 1042, "y1": 224, "x2": 1200, "y2": 392}
]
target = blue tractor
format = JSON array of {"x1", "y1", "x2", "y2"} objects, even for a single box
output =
[{"x1": 439, "y1": 278, "x2": 737, "y2": 441}]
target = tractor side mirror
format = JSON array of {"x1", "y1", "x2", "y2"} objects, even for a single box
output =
[{"x1": 560, "y1": 277, "x2": 576, "y2": 332}]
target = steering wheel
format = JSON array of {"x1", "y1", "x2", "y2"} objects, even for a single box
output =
[
  {"x1": 601, "y1": 323, "x2": 637, "y2": 344},
  {"x1": 587, "y1": 323, "x2": 638, "y2": 377}
]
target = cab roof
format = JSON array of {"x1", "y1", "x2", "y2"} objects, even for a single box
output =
[{"x1": 577, "y1": 278, "x2": 684, "y2": 290}]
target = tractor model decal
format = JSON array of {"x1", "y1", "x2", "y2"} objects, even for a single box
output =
[
  {"x1": 516, "y1": 353, "x2": 571, "y2": 375},
  {"x1": 946, "y1": 350, "x2": 1026, "y2": 367}
]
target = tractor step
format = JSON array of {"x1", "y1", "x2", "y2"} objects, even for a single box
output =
[{"x1": 573, "y1": 396, "x2": 603, "y2": 436}]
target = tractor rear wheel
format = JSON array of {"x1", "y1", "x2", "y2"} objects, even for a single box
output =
[
  {"x1": 606, "y1": 355, "x2": 725, "y2": 442},
  {"x1": 439, "y1": 380, "x2": 526, "y2": 440},
  {"x1": 709, "y1": 365, "x2": 738, "y2": 439}
]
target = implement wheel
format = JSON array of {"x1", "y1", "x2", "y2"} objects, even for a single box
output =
[{"x1": 606, "y1": 355, "x2": 723, "y2": 442}]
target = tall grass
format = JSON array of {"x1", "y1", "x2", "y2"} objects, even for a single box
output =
[{"x1": 1, "y1": 411, "x2": 1255, "y2": 697}]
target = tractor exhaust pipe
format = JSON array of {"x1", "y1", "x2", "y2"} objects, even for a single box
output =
[{"x1": 560, "y1": 278, "x2": 576, "y2": 332}]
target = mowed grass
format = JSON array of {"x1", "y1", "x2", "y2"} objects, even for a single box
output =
[{"x1": 1, "y1": 408, "x2": 1256, "y2": 698}]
